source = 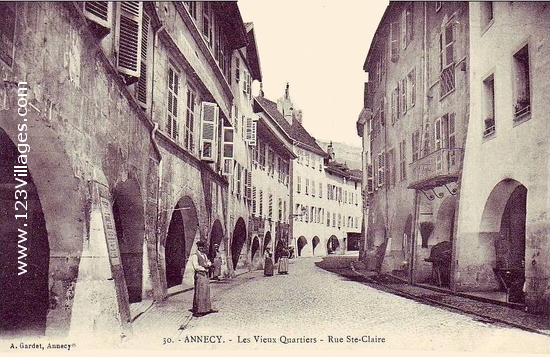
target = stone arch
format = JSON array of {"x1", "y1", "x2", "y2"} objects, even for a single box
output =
[
  {"x1": 312, "y1": 236, "x2": 320, "y2": 256},
  {"x1": 297, "y1": 236, "x2": 308, "y2": 257},
  {"x1": 164, "y1": 196, "x2": 198, "y2": 289},
  {"x1": 251, "y1": 236, "x2": 261, "y2": 267},
  {"x1": 112, "y1": 178, "x2": 145, "y2": 303},
  {"x1": 434, "y1": 195, "x2": 457, "y2": 245},
  {"x1": 327, "y1": 235, "x2": 340, "y2": 254},
  {"x1": 0, "y1": 105, "x2": 87, "y2": 336},
  {"x1": 263, "y1": 231, "x2": 272, "y2": 253},
  {"x1": 480, "y1": 179, "x2": 527, "y2": 303},
  {"x1": 208, "y1": 219, "x2": 224, "y2": 261},
  {"x1": 231, "y1": 217, "x2": 247, "y2": 270}
]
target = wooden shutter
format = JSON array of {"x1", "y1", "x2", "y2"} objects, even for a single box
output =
[
  {"x1": 116, "y1": 2, "x2": 142, "y2": 83},
  {"x1": 221, "y1": 126, "x2": 234, "y2": 176},
  {"x1": 200, "y1": 102, "x2": 219, "y2": 161},
  {"x1": 246, "y1": 170, "x2": 252, "y2": 201},
  {"x1": 245, "y1": 117, "x2": 257, "y2": 146},
  {"x1": 252, "y1": 186, "x2": 257, "y2": 215},
  {"x1": 84, "y1": 2, "x2": 112, "y2": 35},
  {"x1": 235, "y1": 57, "x2": 240, "y2": 83},
  {"x1": 137, "y1": 12, "x2": 149, "y2": 108}
]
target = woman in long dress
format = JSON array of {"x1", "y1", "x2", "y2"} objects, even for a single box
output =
[
  {"x1": 191, "y1": 241, "x2": 213, "y2": 317},
  {"x1": 263, "y1": 247, "x2": 274, "y2": 276},
  {"x1": 278, "y1": 247, "x2": 289, "y2": 274}
]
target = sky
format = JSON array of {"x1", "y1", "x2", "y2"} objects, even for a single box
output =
[{"x1": 237, "y1": 0, "x2": 389, "y2": 147}]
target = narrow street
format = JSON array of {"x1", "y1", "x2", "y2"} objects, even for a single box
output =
[{"x1": 126, "y1": 255, "x2": 549, "y2": 352}]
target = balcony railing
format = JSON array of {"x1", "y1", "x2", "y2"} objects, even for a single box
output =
[{"x1": 408, "y1": 148, "x2": 462, "y2": 189}]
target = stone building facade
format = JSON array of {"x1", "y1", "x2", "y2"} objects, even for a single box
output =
[
  {"x1": 358, "y1": 1, "x2": 470, "y2": 281},
  {"x1": 358, "y1": 1, "x2": 549, "y2": 315},
  {"x1": 456, "y1": 2, "x2": 549, "y2": 313},
  {"x1": 0, "y1": 1, "x2": 258, "y2": 341}
]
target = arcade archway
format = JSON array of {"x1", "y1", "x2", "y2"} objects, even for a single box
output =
[
  {"x1": 165, "y1": 197, "x2": 198, "y2": 289},
  {"x1": 297, "y1": 236, "x2": 307, "y2": 257},
  {"x1": 312, "y1": 236, "x2": 320, "y2": 256},
  {"x1": 208, "y1": 219, "x2": 224, "y2": 261},
  {"x1": 231, "y1": 217, "x2": 247, "y2": 270},
  {"x1": 0, "y1": 128, "x2": 49, "y2": 335},
  {"x1": 327, "y1": 235, "x2": 339, "y2": 254},
  {"x1": 112, "y1": 179, "x2": 145, "y2": 303}
]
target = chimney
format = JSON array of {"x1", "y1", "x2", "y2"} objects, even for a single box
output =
[{"x1": 277, "y1": 82, "x2": 294, "y2": 125}]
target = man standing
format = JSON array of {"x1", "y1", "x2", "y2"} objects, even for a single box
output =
[{"x1": 191, "y1": 241, "x2": 216, "y2": 317}]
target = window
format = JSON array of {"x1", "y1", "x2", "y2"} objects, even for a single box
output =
[
  {"x1": 387, "y1": 148, "x2": 395, "y2": 187},
  {"x1": 259, "y1": 190, "x2": 263, "y2": 217},
  {"x1": 116, "y1": 2, "x2": 143, "y2": 84},
  {"x1": 221, "y1": 126, "x2": 233, "y2": 176},
  {"x1": 258, "y1": 142, "x2": 266, "y2": 170},
  {"x1": 399, "y1": 139, "x2": 407, "y2": 181},
  {"x1": 435, "y1": 114, "x2": 457, "y2": 168},
  {"x1": 408, "y1": 68, "x2": 416, "y2": 108},
  {"x1": 278, "y1": 198, "x2": 283, "y2": 222},
  {"x1": 412, "y1": 130, "x2": 420, "y2": 162},
  {"x1": 305, "y1": 178, "x2": 310, "y2": 195},
  {"x1": 327, "y1": 211, "x2": 331, "y2": 227},
  {"x1": 377, "y1": 152, "x2": 385, "y2": 187},
  {"x1": 200, "y1": 101, "x2": 219, "y2": 161},
  {"x1": 332, "y1": 213, "x2": 336, "y2": 227},
  {"x1": 166, "y1": 66, "x2": 180, "y2": 141},
  {"x1": 440, "y1": 22, "x2": 455, "y2": 97},
  {"x1": 319, "y1": 182, "x2": 323, "y2": 198},
  {"x1": 380, "y1": 97, "x2": 386, "y2": 127},
  {"x1": 390, "y1": 21, "x2": 400, "y2": 62},
  {"x1": 401, "y1": 5, "x2": 413, "y2": 50},
  {"x1": 312, "y1": 180, "x2": 316, "y2": 197},
  {"x1": 184, "y1": 86, "x2": 196, "y2": 152},
  {"x1": 252, "y1": 187, "x2": 257, "y2": 215},
  {"x1": 400, "y1": 78, "x2": 407, "y2": 115},
  {"x1": 297, "y1": 176, "x2": 301, "y2": 193},
  {"x1": 513, "y1": 45, "x2": 531, "y2": 120},
  {"x1": 268, "y1": 193, "x2": 273, "y2": 220},
  {"x1": 367, "y1": 164, "x2": 374, "y2": 193},
  {"x1": 245, "y1": 118, "x2": 257, "y2": 146},
  {"x1": 235, "y1": 57, "x2": 240, "y2": 83},
  {"x1": 391, "y1": 86, "x2": 399, "y2": 124},
  {"x1": 83, "y1": 2, "x2": 112, "y2": 39},
  {"x1": 202, "y1": 2, "x2": 212, "y2": 45},
  {"x1": 483, "y1": 74, "x2": 495, "y2": 137},
  {"x1": 480, "y1": 2, "x2": 493, "y2": 29},
  {"x1": 235, "y1": 164, "x2": 242, "y2": 198},
  {"x1": 184, "y1": 2, "x2": 197, "y2": 20}
]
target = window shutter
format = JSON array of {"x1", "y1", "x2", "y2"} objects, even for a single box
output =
[
  {"x1": 252, "y1": 186, "x2": 257, "y2": 215},
  {"x1": 200, "y1": 102, "x2": 219, "y2": 161},
  {"x1": 245, "y1": 117, "x2": 257, "y2": 146},
  {"x1": 116, "y1": 2, "x2": 142, "y2": 83},
  {"x1": 83, "y1": 2, "x2": 112, "y2": 37},
  {"x1": 235, "y1": 58, "x2": 240, "y2": 83},
  {"x1": 137, "y1": 12, "x2": 149, "y2": 108},
  {"x1": 390, "y1": 21, "x2": 400, "y2": 62},
  {"x1": 246, "y1": 170, "x2": 252, "y2": 201},
  {"x1": 221, "y1": 126, "x2": 234, "y2": 176}
]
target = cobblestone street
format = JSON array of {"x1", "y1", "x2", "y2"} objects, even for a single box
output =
[{"x1": 126, "y1": 255, "x2": 549, "y2": 353}]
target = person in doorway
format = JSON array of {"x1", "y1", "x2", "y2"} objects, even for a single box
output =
[
  {"x1": 278, "y1": 246, "x2": 289, "y2": 274},
  {"x1": 210, "y1": 244, "x2": 222, "y2": 281},
  {"x1": 263, "y1": 247, "x2": 274, "y2": 276},
  {"x1": 191, "y1": 241, "x2": 217, "y2": 317}
]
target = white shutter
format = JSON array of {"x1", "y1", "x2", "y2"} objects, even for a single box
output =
[
  {"x1": 200, "y1": 102, "x2": 219, "y2": 162},
  {"x1": 83, "y1": 2, "x2": 112, "y2": 33},
  {"x1": 221, "y1": 126, "x2": 234, "y2": 175},
  {"x1": 116, "y1": 2, "x2": 142, "y2": 82},
  {"x1": 245, "y1": 118, "x2": 257, "y2": 146}
]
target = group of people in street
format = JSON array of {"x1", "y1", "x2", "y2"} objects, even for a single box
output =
[
  {"x1": 263, "y1": 246, "x2": 291, "y2": 276},
  {"x1": 191, "y1": 240, "x2": 292, "y2": 318}
]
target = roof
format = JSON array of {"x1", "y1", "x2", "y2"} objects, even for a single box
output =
[
  {"x1": 325, "y1": 161, "x2": 362, "y2": 182},
  {"x1": 244, "y1": 23, "x2": 262, "y2": 81},
  {"x1": 214, "y1": 2, "x2": 248, "y2": 50},
  {"x1": 254, "y1": 97, "x2": 326, "y2": 157},
  {"x1": 363, "y1": 3, "x2": 391, "y2": 71}
]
